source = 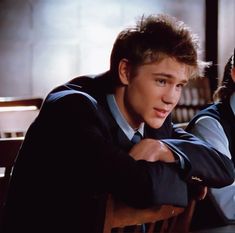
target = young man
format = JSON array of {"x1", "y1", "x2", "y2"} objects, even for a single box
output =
[
  {"x1": 187, "y1": 49, "x2": 235, "y2": 229},
  {"x1": 1, "y1": 14, "x2": 234, "y2": 233}
]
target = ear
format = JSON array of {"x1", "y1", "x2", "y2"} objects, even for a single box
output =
[
  {"x1": 231, "y1": 67, "x2": 235, "y2": 83},
  {"x1": 118, "y1": 59, "x2": 130, "y2": 85}
]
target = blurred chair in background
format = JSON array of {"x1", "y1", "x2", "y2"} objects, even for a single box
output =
[
  {"x1": 0, "y1": 97, "x2": 41, "y2": 224},
  {"x1": 0, "y1": 137, "x2": 23, "y2": 224},
  {"x1": 172, "y1": 78, "x2": 211, "y2": 124},
  {"x1": 0, "y1": 97, "x2": 43, "y2": 138}
]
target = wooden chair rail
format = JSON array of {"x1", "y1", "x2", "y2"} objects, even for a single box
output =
[
  {"x1": 0, "y1": 97, "x2": 43, "y2": 109},
  {"x1": 0, "y1": 97, "x2": 43, "y2": 138},
  {"x1": 112, "y1": 202, "x2": 184, "y2": 228},
  {"x1": 103, "y1": 194, "x2": 194, "y2": 233}
]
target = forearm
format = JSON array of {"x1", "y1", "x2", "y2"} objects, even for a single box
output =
[
  {"x1": 162, "y1": 135, "x2": 235, "y2": 188},
  {"x1": 129, "y1": 139, "x2": 176, "y2": 163},
  {"x1": 156, "y1": 141, "x2": 174, "y2": 162}
]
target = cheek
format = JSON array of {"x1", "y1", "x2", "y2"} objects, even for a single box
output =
[
  {"x1": 129, "y1": 85, "x2": 151, "y2": 106},
  {"x1": 174, "y1": 91, "x2": 183, "y2": 104}
]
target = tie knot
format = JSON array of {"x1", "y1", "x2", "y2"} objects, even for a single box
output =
[{"x1": 131, "y1": 131, "x2": 142, "y2": 144}]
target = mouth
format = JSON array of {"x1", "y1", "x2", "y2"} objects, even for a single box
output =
[{"x1": 153, "y1": 108, "x2": 170, "y2": 118}]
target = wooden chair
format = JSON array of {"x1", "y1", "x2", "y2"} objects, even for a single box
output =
[
  {"x1": 0, "y1": 137, "x2": 24, "y2": 222},
  {"x1": 103, "y1": 194, "x2": 197, "y2": 233},
  {"x1": 0, "y1": 97, "x2": 43, "y2": 138}
]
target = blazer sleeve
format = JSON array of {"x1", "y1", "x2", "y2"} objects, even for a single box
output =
[{"x1": 161, "y1": 126, "x2": 235, "y2": 188}]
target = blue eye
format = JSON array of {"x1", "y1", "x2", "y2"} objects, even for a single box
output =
[{"x1": 156, "y1": 79, "x2": 166, "y2": 86}]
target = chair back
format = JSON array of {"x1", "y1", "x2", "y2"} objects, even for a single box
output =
[
  {"x1": 0, "y1": 137, "x2": 23, "y2": 221},
  {"x1": 0, "y1": 97, "x2": 43, "y2": 137},
  {"x1": 103, "y1": 194, "x2": 196, "y2": 233}
]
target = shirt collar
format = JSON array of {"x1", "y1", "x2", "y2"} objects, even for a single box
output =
[
  {"x1": 230, "y1": 92, "x2": 235, "y2": 116},
  {"x1": 106, "y1": 94, "x2": 144, "y2": 140}
]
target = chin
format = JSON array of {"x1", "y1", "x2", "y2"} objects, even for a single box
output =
[{"x1": 148, "y1": 120, "x2": 165, "y2": 129}]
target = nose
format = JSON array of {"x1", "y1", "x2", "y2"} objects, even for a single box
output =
[{"x1": 162, "y1": 87, "x2": 179, "y2": 105}]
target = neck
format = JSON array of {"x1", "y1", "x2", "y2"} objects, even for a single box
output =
[{"x1": 114, "y1": 88, "x2": 141, "y2": 129}]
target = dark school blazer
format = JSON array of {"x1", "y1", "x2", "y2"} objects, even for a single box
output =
[{"x1": 1, "y1": 72, "x2": 234, "y2": 233}]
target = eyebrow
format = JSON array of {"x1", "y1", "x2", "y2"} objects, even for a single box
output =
[{"x1": 152, "y1": 72, "x2": 188, "y2": 84}]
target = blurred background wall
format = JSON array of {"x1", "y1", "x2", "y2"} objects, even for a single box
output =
[{"x1": 0, "y1": 0, "x2": 234, "y2": 99}]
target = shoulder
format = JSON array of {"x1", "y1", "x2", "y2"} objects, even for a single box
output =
[
  {"x1": 186, "y1": 103, "x2": 221, "y2": 131},
  {"x1": 191, "y1": 115, "x2": 224, "y2": 133},
  {"x1": 44, "y1": 73, "x2": 110, "y2": 108},
  {"x1": 38, "y1": 72, "x2": 112, "y2": 121},
  {"x1": 40, "y1": 77, "x2": 102, "y2": 118},
  {"x1": 199, "y1": 103, "x2": 221, "y2": 118},
  {"x1": 46, "y1": 87, "x2": 97, "y2": 111}
]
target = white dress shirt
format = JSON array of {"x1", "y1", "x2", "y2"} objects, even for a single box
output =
[{"x1": 106, "y1": 94, "x2": 144, "y2": 140}]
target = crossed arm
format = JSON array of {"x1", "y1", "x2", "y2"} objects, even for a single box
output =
[
  {"x1": 129, "y1": 138, "x2": 176, "y2": 163},
  {"x1": 129, "y1": 138, "x2": 208, "y2": 199}
]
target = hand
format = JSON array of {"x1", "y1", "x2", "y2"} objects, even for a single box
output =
[
  {"x1": 198, "y1": 186, "x2": 208, "y2": 200},
  {"x1": 189, "y1": 184, "x2": 208, "y2": 200},
  {"x1": 129, "y1": 138, "x2": 176, "y2": 163}
]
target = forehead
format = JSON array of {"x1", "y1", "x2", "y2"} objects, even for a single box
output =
[{"x1": 140, "y1": 57, "x2": 191, "y2": 81}]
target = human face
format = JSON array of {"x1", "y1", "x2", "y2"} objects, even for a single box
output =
[{"x1": 117, "y1": 57, "x2": 189, "y2": 129}]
